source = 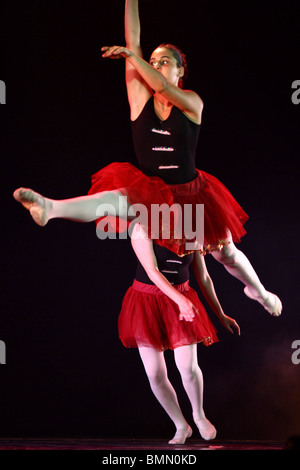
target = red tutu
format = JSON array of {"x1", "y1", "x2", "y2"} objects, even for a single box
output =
[
  {"x1": 88, "y1": 162, "x2": 249, "y2": 256},
  {"x1": 118, "y1": 280, "x2": 219, "y2": 351}
]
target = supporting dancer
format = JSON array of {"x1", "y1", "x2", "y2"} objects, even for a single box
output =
[
  {"x1": 13, "y1": 0, "x2": 282, "y2": 317},
  {"x1": 119, "y1": 222, "x2": 240, "y2": 444}
]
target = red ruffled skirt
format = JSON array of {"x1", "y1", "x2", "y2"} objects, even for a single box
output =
[
  {"x1": 88, "y1": 162, "x2": 249, "y2": 256},
  {"x1": 118, "y1": 280, "x2": 219, "y2": 351}
]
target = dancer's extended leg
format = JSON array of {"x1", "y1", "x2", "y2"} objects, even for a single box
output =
[
  {"x1": 138, "y1": 346, "x2": 192, "y2": 445},
  {"x1": 174, "y1": 344, "x2": 216, "y2": 440},
  {"x1": 13, "y1": 187, "x2": 130, "y2": 226},
  {"x1": 211, "y1": 233, "x2": 282, "y2": 316}
]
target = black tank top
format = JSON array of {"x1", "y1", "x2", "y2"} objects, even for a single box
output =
[
  {"x1": 131, "y1": 96, "x2": 201, "y2": 184},
  {"x1": 135, "y1": 243, "x2": 194, "y2": 285}
]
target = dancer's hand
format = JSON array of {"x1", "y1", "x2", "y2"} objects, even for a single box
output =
[
  {"x1": 220, "y1": 314, "x2": 241, "y2": 335},
  {"x1": 177, "y1": 297, "x2": 199, "y2": 322},
  {"x1": 101, "y1": 45, "x2": 132, "y2": 59}
]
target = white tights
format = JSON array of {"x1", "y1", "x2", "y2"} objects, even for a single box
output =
[
  {"x1": 13, "y1": 188, "x2": 282, "y2": 315},
  {"x1": 138, "y1": 344, "x2": 216, "y2": 443},
  {"x1": 13, "y1": 188, "x2": 131, "y2": 225},
  {"x1": 211, "y1": 235, "x2": 282, "y2": 315}
]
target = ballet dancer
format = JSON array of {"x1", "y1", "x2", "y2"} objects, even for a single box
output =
[
  {"x1": 13, "y1": 0, "x2": 282, "y2": 318},
  {"x1": 118, "y1": 222, "x2": 240, "y2": 444}
]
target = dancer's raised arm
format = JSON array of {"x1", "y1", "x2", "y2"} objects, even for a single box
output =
[
  {"x1": 102, "y1": 44, "x2": 203, "y2": 123},
  {"x1": 125, "y1": 0, "x2": 141, "y2": 51},
  {"x1": 124, "y1": 0, "x2": 152, "y2": 119},
  {"x1": 102, "y1": 0, "x2": 203, "y2": 122}
]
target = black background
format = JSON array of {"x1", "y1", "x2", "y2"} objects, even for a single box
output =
[{"x1": 0, "y1": 0, "x2": 299, "y2": 442}]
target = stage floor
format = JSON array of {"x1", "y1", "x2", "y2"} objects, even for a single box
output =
[{"x1": 0, "y1": 437, "x2": 286, "y2": 451}]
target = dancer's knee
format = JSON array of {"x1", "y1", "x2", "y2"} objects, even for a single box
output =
[
  {"x1": 180, "y1": 366, "x2": 197, "y2": 383},
  {"x1": 94, "y1": 190, "x2": 120, "y2": 205},
  {"x1": 145, "y1": 368, "x2": 167, "y2": 387},
  {"x1": 177, "y1": 358, "x2": 201, "y2": 383},
  {"x1": 212, "y1": 242, "x2": 239, "y2": 267},
  {"x1": 175, "y1": 348, "x2": 199, "y2": 382},
  {"x1": 138, "y1": 347, "x2": 170, "y2": 390},
  {"x1": 95, "y1": 190, "x2": 129, "y2": 218}
]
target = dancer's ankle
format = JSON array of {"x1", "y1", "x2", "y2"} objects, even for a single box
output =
[
  {"x1": 244, "y1": 286, "x2": 282, "y2": 316},
  {"x1": 244, "y1": 285, "x2": 267, "y2": 301},
  {"x1": 168, "y1": 424, "x2": 192, "y2": 445},
  {"x1": 194, "y1": 417, "x2": 217, "y2": 441}
]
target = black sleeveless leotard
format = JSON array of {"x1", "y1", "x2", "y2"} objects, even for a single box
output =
[
  {"x1": 89, "y1": 96, "x2": 248, "y2": 258},
  {"x1": 135, "y1": 242, "x2": 194, "y2": 285},
  {"x1": 131, "y1": 96, "x2": 200, "y2": 283},
  {"x1": 131, "y1": 96, "x2": 201, "y2": 185}
]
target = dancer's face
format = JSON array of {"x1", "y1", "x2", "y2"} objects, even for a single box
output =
[{"x1": 149, "y1": 47, "x2": 184, "y2": 86}]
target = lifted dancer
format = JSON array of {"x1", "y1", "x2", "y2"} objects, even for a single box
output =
[{"x1": 13, "y1": 0, "x2": 282, "y2": 317}]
